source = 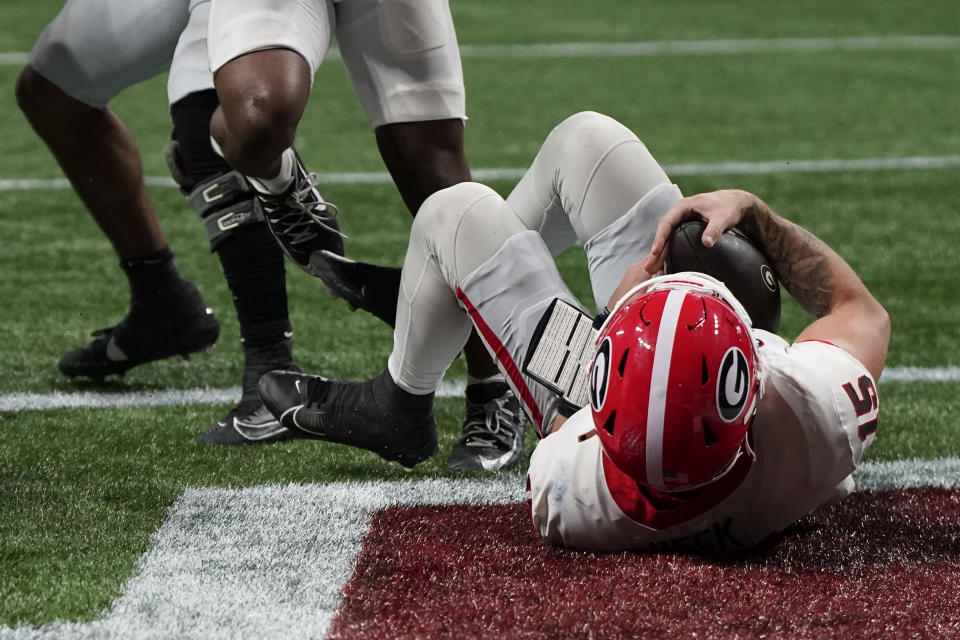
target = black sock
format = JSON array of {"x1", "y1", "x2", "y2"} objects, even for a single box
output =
[
  {"x1": 216, "y1": 224, "x2": 291, "y2": 348},
  {"x1": 170, "y1": 90, "x2": 231, "y2": 182},
  {"x1": 376, "y1": 370, "x2": 435, "y2": 416},
  {"x1": 120, "y1": 246, "x2": 184, "y2": 306}
]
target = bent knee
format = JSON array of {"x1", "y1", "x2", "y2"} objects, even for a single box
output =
[
  {"x1": 550, "y1": 110, "x2": 641, "y2": 157},
  {"x1": 214, "y1": 57, "x2": 309, "y2": 171},
  {"x1": 413, "y1": 182, "x2": 527, "y2": 279},
  {"x1": 221, "y1": 94, "x2": 298, "y2": 163},
  {"x1": 412, "y1": 182, "x2": 500, "y2": 241}
]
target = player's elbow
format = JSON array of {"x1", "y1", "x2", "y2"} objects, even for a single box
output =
[
  {"x1": 875, "y1": 298, "x2": 890, "y2": 336},
  {"x1": 858, "y1": 295, "x2": 891, "y2": 378},
  {"x1": 857, "y1": 291, "x2": 890, "y2": 346},
  {"x1": 871, "y1": 298, "x2": 891, "y2": 355}
]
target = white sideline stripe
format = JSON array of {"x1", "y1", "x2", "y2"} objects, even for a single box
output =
[
  {"x1": 0, "y1": 380, "x2": 466, "y2": 412},
  {"x1": 1, "y1": 367, "x2": 958, "y2": 413},
  {"x1": 878, "y1": 365, "x2": 960, "y2": 382},
  {"x1": 2, "y1": 35, "x2": 959, "y2": 68},
  {"x1": 3, "y1": 459, "x2": 959, "y2": 640},
  {"x1": 3, "y1": 155, "x2": 959, "y2": 193},
  {"x1": 456, "y1": 36, "x2": 960, "y2": 58},
  {"x1": 665, "y1": 155, "x2": 960, "y2": 176},
  {"x1": 0, "y1": 52, "x2": 29, "y2": 64}
]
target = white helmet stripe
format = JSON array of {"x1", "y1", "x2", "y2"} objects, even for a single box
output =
[{"x1": 645, "y1": 289, "x2": 687, "y2": 489}]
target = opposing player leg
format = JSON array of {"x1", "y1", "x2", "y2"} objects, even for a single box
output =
[
  {"x1": 16, "y1": 0, "x2": 220, "y2": 380},
  {"x1": 374, "y1": 119, "x2": 471, "y2": 215},
  {"x1": 207, "y1": 0, "x2": 343, "y2": 271},
  {"x1": 329, "y1": 0, "x2": 526, "y2": 470},
  {"x1": 318, "y1": 0, "x2": 470, "y2": 319},
  {"x1": 167, "y1": 95, "x2": 299, "y2": 444},
  {"x1": 161, "y1": 1, "x2": 299, "y2": 444},
  {"x1": 304, "y1": 121, "x2": 468, "y2": 325}
]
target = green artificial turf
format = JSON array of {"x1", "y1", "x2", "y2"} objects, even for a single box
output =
[{"x1": 1, "y1": 0, "x2": 958, "y2": 627}]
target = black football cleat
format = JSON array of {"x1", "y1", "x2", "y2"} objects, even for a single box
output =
[
  {"x1": 258, "y1": 369, "x2": 437, "y2": 468},
  {"x1": 200, "y1": 403, "x2": 293, "y2": 445},
  {"x1": 58, "y1": 280, "x2": 219, "y2": 381},
  {"x1": 308, "y1": 251, "x2": 402, "y2": 328},
  {"x1": 199, "y1": 346, "x2": 300, "y2": 445},
  {"x1": 256, "y1": 151, "x2": 345, "y2": 272}
]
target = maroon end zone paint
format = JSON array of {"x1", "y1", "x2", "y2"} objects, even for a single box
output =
[{"x1": 328, "y1": 488, "x2": 960, "y2": 640}]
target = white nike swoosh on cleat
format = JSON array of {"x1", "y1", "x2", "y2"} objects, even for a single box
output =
[
  {"x1": 479, "y1": 436, "x2": 523, "y2": 471},
  {"x1": 232, "y1": 419, "x2": 286, "y2": 441},
  {"x1": 105, "y1": 337, "x2": 129, "y2": 362},
  {"x1": 294, "y1": 379, "x2": 302, "y2": 395},
  {"x1": 479, "y1": 453, "x2": 513, "y2": 471}
]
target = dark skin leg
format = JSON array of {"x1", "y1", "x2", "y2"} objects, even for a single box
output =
[
  {"x1": 213, "y1": 51, "x2": 496, "y2": 376},
  {"x1": 375, "y1": 119, "x2": 499, "y2": 379},
  {"x1": 209, "y1": 48, "x2": 311, "y2": 180},
  {"x1": 15, "y1": 66, "x2": 166, "y2": 260},
  {"x1": 375, "y1": 119, "x2": 473, "y2": 213}
]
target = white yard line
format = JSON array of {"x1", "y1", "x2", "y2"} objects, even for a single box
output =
[
  {"x1": 2, "y1": 35, "x2": 959, "y2": 67},
  {"x1": 2, "y1": 155, "x2": 959, "y2": 193},
  {"x1": 456, "y1": 35, "x2": 960, "y2": 58},
  {"x1": 0, "y1": 52, "x2": 28, "y2": 64},
  {"x1": 0, "y1": 380, "x2": 467, "y2": 412},
  {"x1": 0, "y1": 367, "x2": 955, "y2": 412}
]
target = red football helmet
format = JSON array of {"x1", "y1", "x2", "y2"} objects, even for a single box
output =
[{"x1": 589, "y1": 273, "x2": 762, "y2": 492}]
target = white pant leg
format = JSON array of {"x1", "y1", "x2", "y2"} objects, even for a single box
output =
[
  {"x1": 207, "y1": 0, "x2": 334, "y2": 75},
  {"x1": 505, "y1": 111, "x2": 680, "y2": 309},
  {"x1": 168, "y1": 0, "x2": 216, "y2": 104},
  {"x1": 334, "y1": 0, "x2": 466, "y2": 127},
  {"x1": 582, "y1": 182, "x2": 683, "y2": 307},
  {"x1": 389, "y1": 183, "x2": 576, "y2": 435},
  {"x1": 29, "y1": 0, "x2": 189, "y2": 108}
]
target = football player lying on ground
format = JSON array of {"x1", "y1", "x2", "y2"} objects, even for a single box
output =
[{"x1": 258, "y1": 111, "x2": 889, "y2": 551}]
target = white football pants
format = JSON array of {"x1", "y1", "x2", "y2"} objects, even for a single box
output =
[
  {"x1": 387, "y1": 111, "x2": 683, "y2": 434},
  {"x1": 207, "y1": 0, "x2": 466, "y2": 127},
  {"x1": 29, "y1": 0, "x2": 213, "y2": 108}
]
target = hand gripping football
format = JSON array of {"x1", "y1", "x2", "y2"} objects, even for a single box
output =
[{"x1": 665, "y1": 220, "x2": 781, "y2": 332}]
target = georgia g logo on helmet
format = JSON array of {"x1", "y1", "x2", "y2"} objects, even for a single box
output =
[
  {"x1": 716, "y1": 346, "x2": 750, "y2": 422},
  {"x1": 590, "y1": 337, "x2": 613, "y2": 412}
]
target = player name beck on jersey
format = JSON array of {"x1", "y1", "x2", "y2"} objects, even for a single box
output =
[{"x1": 523, "y1": 298, "x2": 598, "y2": 408}]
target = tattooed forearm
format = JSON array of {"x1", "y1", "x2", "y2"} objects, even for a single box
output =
[{"x1": 737, "y1": 198, "x2": 836, "y2": 319}]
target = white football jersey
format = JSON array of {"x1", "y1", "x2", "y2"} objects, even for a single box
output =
[{"x1": 526, "y1": 331, "x2": 879, "y2": 552}]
